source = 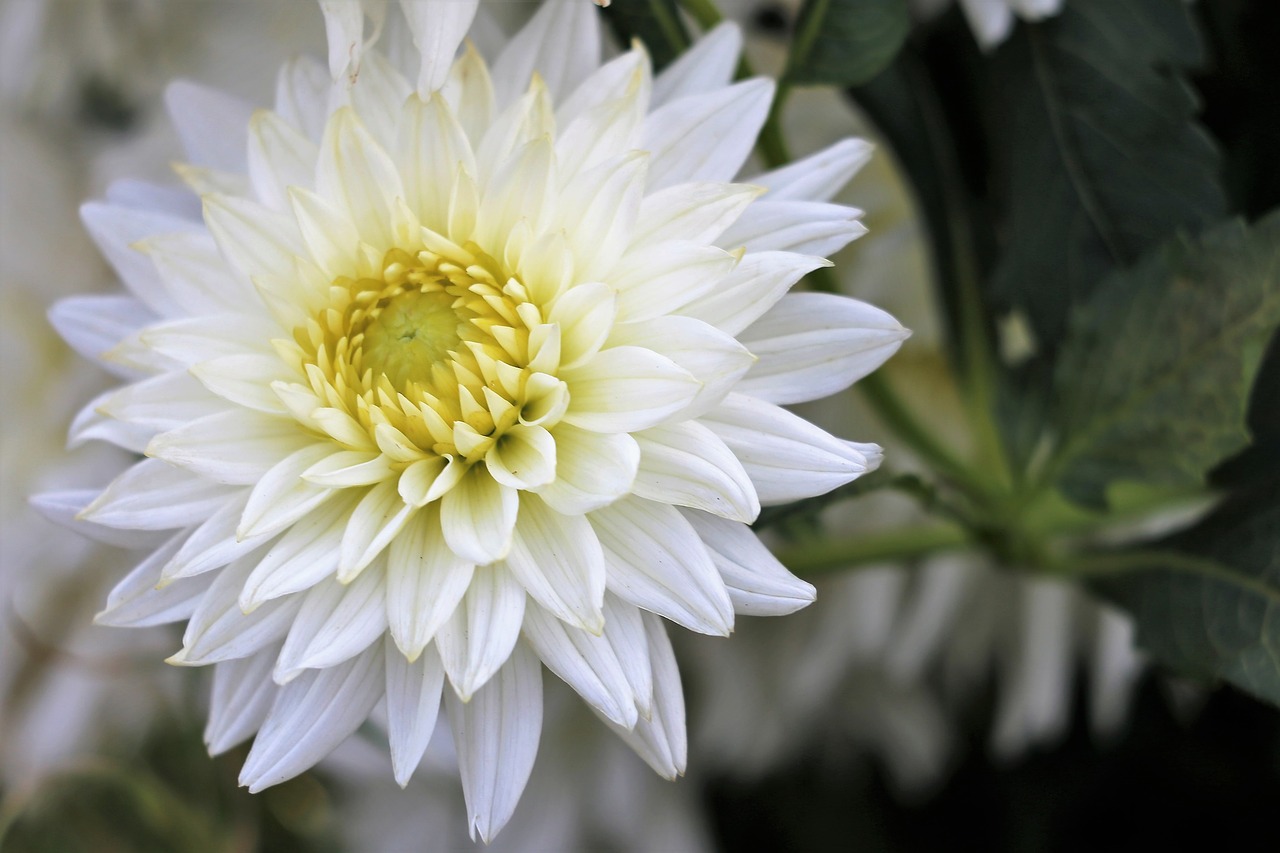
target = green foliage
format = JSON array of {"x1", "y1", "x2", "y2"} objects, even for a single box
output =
[
  {"x1": 784, "y1": 0, "x2": 910, "y2": 87},
  {"x1": 599, "y1": 0, "x2": 691, "y2": 70},
  {"x1": 1094, "y1": 483, "x2": 1280, "y2": 705},
  {"x1": 988, "y1": 0, "x2": 1226, "y2": 350},
  {"x1": 1049, "y1": 212, "x2": 1280, "y2": 508}
]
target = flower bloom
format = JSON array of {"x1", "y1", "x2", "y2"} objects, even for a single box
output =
[
  {"x1": 37, "y1": 0, "x2": 907, "y2": 839},
  {"x1": 912, "y1": 0, "x2": 1063, "y2": 48}
]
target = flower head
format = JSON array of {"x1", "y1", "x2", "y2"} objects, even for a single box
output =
[{"x1": 40, "y1": 0, "x2": 907, "y2": 839}]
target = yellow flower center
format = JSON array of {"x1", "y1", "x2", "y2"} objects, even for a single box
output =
[{"x1": 282, "y1": 242, "x2": 569, "y2": 465}]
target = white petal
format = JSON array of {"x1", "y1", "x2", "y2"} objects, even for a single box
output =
[
  {"x1": 95, "y1": 533, "x2": 211, "y2": 627},
  {"x1": 140, "y1": 314, "x2": 280, "y2": 368},
  {"x1": 651, "y1": 20, "x2": 741, "y2": 104},
  {"x1": 490, "y1": 0, "x2": 599, "y2": 106},
  {"x1": 385, "y1": 638, "x2": 446, "y2": 786},
  {"x1": 521, "y1": 602, "x2": 637, "y2": 727},
  {"x1": 165, "y1": 80, "x2": 254, "y2": 172},
  {"x1": 434, "y1": 565, "x2": 526, "y2": 700},
  {"x1": 316, "y1": 108, "x2": 404, "y2": 248},
  {"x1": 745, "y1": 138, "x2": 873, "y2": 202},
  {"x1": 446, "y1": 643, "x2": 543, "y2": 844},
  {"x1": 440, "y1": 466, "x2": 518, "y2": 565},
  {"x1": 105, "y1": 178, "x2": 200, "y2": 219},
  {"x1": 738, "y1": 292, "x2": 909, "y2": 405},
  {"x1": 274, "y1": 570, "x2": 388, "y2": 680},
  {"x1": 276, "y1": 56, "x2": 332, "y2": 142},
  {"x1": 547, "y1": 282, "x2": 616, "y2": 369},
  {"x1": 704, "y1": 393, "x2": 880, "y2": 504},
  {"x1": 400, "y1": 0, "x2": 479, "y2": 94},
  {"x1": 338, "y1": 480, "x2": 417, "y2": 581},
  {"x1": 560, "y1": 346, "x2": 700, "y2": 433},
  {"x1": 48, "y1": 294, "x2": 153, "y2": 369},
  {"x1": 609, "y1": 241, "x2": 738, "y2": 322},
  {"x1": 608, "y1": 315, "x2": 755, "y2": 418},
  {"x1": 160, "y1": 492, "x2": 274, "y2": 582},
  {"x1": 641, "y1": 78, "x2": 774, "y2": 191},
  {"x1": 147, "y1": 411, "x2": 310, "y2": 485},
  {"x1": 485, "y1": 424, "x2": 557, "y2": 491},
  {"x1": 202, "y1": 193, "x2": 304, "y2": 282},
  {"x1": 600, "y1": 594, "x2": 654, "y2": 716},
  {"x1": 505, "y1": 495, "x2": 606, "y2": 632},
  {"x1": 206, "y1": 649, "x2": 280, "y2": 754},
  {"x1": 80, "y1": 202, "x2": 200, "y2": 317},
  {"x1": 238, "y1": 492, "x2": 357, "y2": 610},
  {"x1": 30, "y1": 490, "x2": 170, "y2": 550},
  {"x1": 396, "y1": 93, "x2": 477, "y2": 231},
  {"x1": 554, "y1": 152, "x2": 646, "y2": 281},
  {"x1": 238, "y1": 443, "x2": 337, "y2": 539},
  {"x1": 386, "y1": 505, "x2": 474, "y2": 660},
  {"x1": 633, "y1": 421, "x2": 759, "y2": 522},
  {"x1": 590, "y1": 497, "x2": 733, "y2": 636},
  {"x1": 139, "y1": 230, "x2": 254, "y2": 315},
  {"x1": 719, "y1": 199, "x2": 867, "y2": 256},
  {"x1": 248, "y1": 108, "x2": 320, "y2": 210},
  {"x1": 601, "y1": 612, "x2": 686, "y2": 778},
  {"x1": 631, "y1": 181, "x2": 760, "y2": 249},
  {"x1": 683, "y1": 510, "x2": 815, "y2": 616},
  {"x1": 175, "y1": 551, "x2": 302, "y2": 665},
  {"x1": 189, "y1": 353, "x2": 294, "y2": 415},
  {"x1": 80, "y1": 458, "x2": 233, "y2": 530},
  {"x1": 240, "y1": 644, "x2": 385, "y2": 792},
  {"x1": 679, "y1": 250, "x2": 829, "y2": 336},
  {"x1": 535, "y1": 425, "x2": 639, "y2": 515}
]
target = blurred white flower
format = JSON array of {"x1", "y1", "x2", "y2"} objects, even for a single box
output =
[
  {"x1": 38, "y1": 0, "x2": 907, "y2": 839},
  {"x1": 912, "y1": 0, "x2": 1064, "y2": 49}
]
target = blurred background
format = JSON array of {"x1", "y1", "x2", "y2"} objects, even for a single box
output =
[{"x1": 3, "y1": 1, "x2": 1279, "y2": 850}]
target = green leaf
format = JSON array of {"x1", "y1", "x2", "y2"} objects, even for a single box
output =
[
  {"x1": 988, "y1": 0, "x2": 1226, "y2": 350},
  {"x1": 1093, "y1": 483, "x2": 1280, "y2": 706},
  {"x1": 1050, "y1": 211, "x2": 1280, "y2": 508},
  {"x1": 785, "y1": 0, "x2": 910, "y2": 87},
  {"x1": 599, "y1": 0, "x2": 691, "y2": 70}
]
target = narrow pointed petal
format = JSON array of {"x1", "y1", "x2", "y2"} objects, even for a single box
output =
[
  {"x1": 633, "y1": 421, "x2": 759, "y2": 522},
  {"x1": 608, "y1": 316, "x2": 755, "y2": 418},
  {"x1": 491, "y1": 0, "x2": 599, "y2": 106},
  {"x1": 651, "y1": 21, "x2": 741, "y2": 105},
  {"x1": 386, "y1": 506, "x2": 475, "y2": 660},
  {"x1": 434, "y1": 566, "x2": 525, "y2": 700},
  {"x1": 535, "y1": 425, "x2": 639, "y2": 515},
  {"x1": 239, "y1": 492, "x2": 357, "y2": 609},
  {"x1": 684, "y1": 510, "x2": 816, "y2": 616},
  {"x1": 679, "y1": 250, "x2": 829, "y2": 337},
  {"x1": 238, "y1": 444, "x2": 337, "y2": 539},
  {"x1": 738, "y1": 293, "x2": 909, "y2": 405},
  {"x1": 385, "y1": 639, "x2": 447, "y2": 787},
  {"x1": 240, "y1": 644, "x2": 385, "y2": 793},
  {"x1": 641, "y1": 79, "x2": 774, "y2": 191},
  {"x1": 338, "y1": 480, "x2": 417, "y2": 581},
  {"x1": 521, "y1": 603, "x2": 637, "y2": 728},
  {"x1": 96, "y1": 533, "x2": 212, "y2": 627},
  {"x1": 505, "y1": 495, "x2": 606, "y2": 632},
  {"x1": 400, "y1": 0, "x2": 479, "y2": 94},
  {"x1": 30, "y1": 490, "x2": 170, "y2": 550},
  {"x1": 161, "y1": 492, "x2": 273, "y2": 582},
  {"x1": 147, "y1": 411, "x2": 310, "y2": 485},
  {"x1": 719, "y1": 200, "x2": 867, "y2": 256},
  {"x1": 601, "y1": 613, "x2": 686, "y2": 778},
  {"x1": 446, "y1": 643, "x2": 543, "y2": 844},
  {"x1": 275, "y1": 571, "x2": 388, "y2": 680},
  {"x1": 206, "y1": 649, "x2": 280, "y2": 754},
  {"x1": 440, "y1": 466, "x2": 518, "y2": 565},
  {"x1": 80, "y1": 459, "x2": 233, "y2": 531},
  {"x1": 590, "y1": 497, "x2": 733, "y2": 636},
  {"x1": 703, "y1": 393, "x2": 880, "y2": 505},
  {"x1": 745, "y1": 138, "x2": 873, "y2": 202},
  {"x1": 560, "y1": 346, "x2": 700, "y2": 434},
  {"x1": 177, "y1": 552, "x2": 303, "y2": 665}
]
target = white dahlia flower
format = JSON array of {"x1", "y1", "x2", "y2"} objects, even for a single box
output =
[{"x1": 37, "y1": 0, "x2": 907, "y2": 838}]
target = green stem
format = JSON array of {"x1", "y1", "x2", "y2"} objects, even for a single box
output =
[
  {"x1": 777, "y1": 522, "x2": 971, "y2": 575},
  {"x1": 857, "y1": 371, "x2": 989, "y2": 498}
]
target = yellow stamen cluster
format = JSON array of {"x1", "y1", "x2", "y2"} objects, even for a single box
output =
[{"x1": 275, "y1": 238, "x2": 569, "y2": 476}]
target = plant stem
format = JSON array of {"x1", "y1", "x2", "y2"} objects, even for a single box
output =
[{"x1": 776, "y1": 522, "x2": 971, "y2": 575}]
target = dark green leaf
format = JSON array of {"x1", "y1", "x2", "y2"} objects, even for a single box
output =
[
  {"x1": 785, "y1": 0, "x2": 910, "y2": 87},
  {"x1": 599, "y1": 0, "x2": 691, "y2": 70},
  {"x1": 1094, "y1": 483, "x2": 1280, "y2": 706},
  {"x1": 1051, "y1": 212, "x2": 1280, "y2": 508},
  {"x1": 988, "y1": 0, "x2": 1226, "y2": 350}
]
